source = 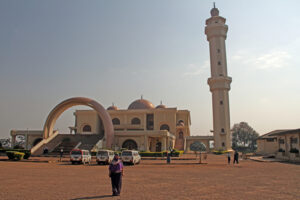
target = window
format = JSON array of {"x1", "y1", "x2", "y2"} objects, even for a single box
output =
[
  {"x1": 222, "y1": 142, "x2": 225, "y2": 147},
  {"x1": 177, "y1": 120, "x2": 184, "y2": 126},
  {"x1": 131, "y1": 117, "x2": 141, "y2": 125},
  {"x1": 217, "y1": 49, "x2": 221, "y2": 53},
  {"x1": 291, "y1": 137, "x2": 298, "y2": 144},
  {"x1": 112, "y1": 118, "x2": 120, "y2": 125},
  {"x1": 160, "y1": 124, "x2": 170, "y2": 131},
  {"x1": 82, "y1": 125, "x2": 91, "y2": 132},
  {"x1": 221, "y1": 128, "x2": 225, "y2": 133},
  {"x1": 279, "y1": 139, "x2": 285, "y2": 144},
  {"x1": 266, "y1": 138, "x2": 276, "y2": 142},
  {"x1": 218, "y1": 61, "x2": 221, "y2": 65},
  {"x1": 220, "y1": 100, "x2": 223, "y2": 105}
]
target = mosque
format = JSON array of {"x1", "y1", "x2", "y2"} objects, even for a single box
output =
[{"x1": 10, "y1": 5, "x2": 232, "y2": 155}]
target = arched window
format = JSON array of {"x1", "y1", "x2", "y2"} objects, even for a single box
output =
[
  {"x1": 112, "y1": 118, "x2": 120, "y2": 125},
  {"x1": 179, "y1": 131, "x2": 184, "y2": 139},
  {"x1": 131, "y1": 117, "x2": 141, "y2": 125},
  {"x1": 82, "y1": 125, "x2": 92, "y2": 132},
  {"x1": 160, "y1": 124, "x2": 170, "y2": 131},
  {"x1": 122, "y1": 139, "x2": 138, "y2": 150},
  {"x1": 177, "y1": 120, "x2": 184, "y2": 126}
]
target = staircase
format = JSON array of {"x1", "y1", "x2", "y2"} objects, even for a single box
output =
[{"x1": 32, "y1": 133, "x2": 104, "y2": 156}]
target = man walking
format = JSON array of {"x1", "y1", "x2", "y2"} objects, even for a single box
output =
[
  {"x1": 227, "y1": 152, "x2": 231, "y2": 164},
  {"x1": 233, "y1": 150, "x2": 239, "y2": 164},
  {"x1": 109, "y1": 154, "x2": 124, "y2": 196}
]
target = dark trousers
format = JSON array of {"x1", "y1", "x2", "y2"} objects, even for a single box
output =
[
  {"x1": 233, "y1": 157, "x2": 239, "y2": 164},
  {"x1": 110, "y1": 172, "x2": 122, "y2": 195},
  {"x1": 227, "y1": 157, "x2": 231, "y2": 164}
]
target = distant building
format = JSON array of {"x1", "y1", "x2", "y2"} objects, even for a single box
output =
[{"x1": 257, "y1": 128, "x2": 300, "y2": 162}]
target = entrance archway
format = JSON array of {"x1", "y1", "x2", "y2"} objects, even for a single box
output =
[
  {"x1": 43, "y1": 97, "x2": 114, "y2": 148},
  {"x1": 156, "y1": 142, "x2": 162, "y2": 152},
  {"x1": 122, "y1": 139, "x2": 138, "y2": 150}
]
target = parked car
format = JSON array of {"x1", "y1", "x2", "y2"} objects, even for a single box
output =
[
  {"x1": 96, "y1": 150, "x2": 115, "y2": 165},
  {"x1": 121, "y1": 150, "x2": 141, "y2": 165},
  {"x1": 70, "y1": 149, "x2": 91, "y2": 165}
]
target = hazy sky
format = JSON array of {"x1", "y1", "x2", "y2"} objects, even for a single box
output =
[{"x1": 1, "y1": 0, "x2": 300, "y2": 138}]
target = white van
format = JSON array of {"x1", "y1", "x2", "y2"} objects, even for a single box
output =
[
  {"x1": 121, "y1": 150, "x2": 141, "y2": 165},
  {"x1": 96, "y1": 150, "x2": 115, "y2": 165},
  {"x1": 70, "y1": 149, "x2": 91, "y2": 165}
]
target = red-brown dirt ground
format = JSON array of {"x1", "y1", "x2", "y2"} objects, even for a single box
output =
[{"x1": 0, "y1": 154, "x2": 299, "y2": 200}]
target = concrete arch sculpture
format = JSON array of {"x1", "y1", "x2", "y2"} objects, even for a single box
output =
[{"x1": 43, "y1": 97, "x2": 114, "y2": 148}]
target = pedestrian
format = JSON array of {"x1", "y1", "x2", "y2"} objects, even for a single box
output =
[
  {"x1": 43, "y1": 146, "x2": 48, "y2": 155},
  {"x1": 60, "y1": 148, "x2": 64, "y2": 162},
  {"x1": 227, "y1": 152, "x2": 231, "y2": 164},
  {"x1": 233, "y1": 150, "x2": 239, "y2": 164},
  {"x1": 109, "y1": 154, "x2": 124, "y2": 196}
]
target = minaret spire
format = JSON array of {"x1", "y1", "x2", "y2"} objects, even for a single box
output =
[{"x1": 205, "y1": 7, "x2": 232, "y2": 151}]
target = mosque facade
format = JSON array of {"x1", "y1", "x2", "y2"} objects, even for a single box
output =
[{"x1": 10, "y1": 6, "x2": 230, "y2": 154}]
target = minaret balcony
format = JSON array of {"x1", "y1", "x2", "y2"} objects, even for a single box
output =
[{"x1": 207, "y1": 77, "x2": 232, "y2": 91}]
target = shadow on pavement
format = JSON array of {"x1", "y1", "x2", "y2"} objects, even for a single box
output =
[{"x1": 70, "y1": 194, "x2": 112, "y2": 199}]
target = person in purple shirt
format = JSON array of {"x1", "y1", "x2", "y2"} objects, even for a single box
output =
[{"x1": 109, "y1": 153, "x2": 124, "y2": 196}]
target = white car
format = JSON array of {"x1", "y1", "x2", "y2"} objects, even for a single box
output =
[
  {"x1": 70, "y1": 149, "x2": 91, "y2": 165},
  {"x1": 96, "y1": 150, "x2": 115, "y2": 165},
  {"x1": 121, "y1": 150, "x2": 141, "y2": 165}
]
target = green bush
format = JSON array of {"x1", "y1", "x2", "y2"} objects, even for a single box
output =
[
  {"x1": 213, "y1": 150, "x2": 229, "y2": 155},
  {"x1": 14, "y1": 152, "x2": 25, "y2": 160},
  {"x1": 139, "y1": 151, "x2": 183, "y2": 157},
  {"x1": 6, "y1": 151, "x2": 25, "y2": 160},
  {"x1": 290, "y1": 148, "x2": 299, "y2": 153},
  {"x1": 6, "y1": 151, "x2": 15, "y2": 159},
  {"x1": 4, "y1": 149, "x2": 31, "y2": 159}
]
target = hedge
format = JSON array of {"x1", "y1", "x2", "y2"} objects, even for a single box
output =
[
  {"x1": 6, "y1": 151, "x2": 25, "y2": 160},
  {"x1": 139, "y1": 151, "x2": 183, "y2": 157},
  {"x1": 213, "y1": 150, "x2": 229, "y2": 155},
  {"x1": 1, "y1": 149, "x2": 31, "y2": 159}
]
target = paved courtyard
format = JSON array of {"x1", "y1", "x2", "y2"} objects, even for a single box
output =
[{"x1": 0, "y1": 154, "x2": 299, "y2": 200}]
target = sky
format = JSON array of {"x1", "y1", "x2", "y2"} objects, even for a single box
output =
[{"x1": 0, "y1": 0, "x2": 300, "y2": 138}]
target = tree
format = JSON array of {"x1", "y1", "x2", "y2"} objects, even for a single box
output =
[
  {"x1": 231, "y1": 122, "x2": 259, "y2": 152},
  {"x1": 190, "y1": 141, "x2": 206, "y2": 163}
]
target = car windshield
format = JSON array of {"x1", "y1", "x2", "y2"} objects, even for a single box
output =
[
  {"x1": 71, "y1": 151, "x2": 81, "y2": 155},
  {"x1": 122, "y1": 151, "x2": 132, "y2": 156},
  {"x1": 97, "y1": 151, "x2": 108, "y2": 156}
]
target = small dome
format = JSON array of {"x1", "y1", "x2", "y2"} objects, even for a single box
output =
[
  {"x1": 210, "y1": 3, "x2": 219, "y2": 17},
  {"x1": 156, "y1": 104, "x2": 166, "y2": 109},
  {"x1": 107, "y1": 104, "x2": 118, "y2": 110},
  {"x1": 128, "y1": 99, "x2": 154, "y2": 110}
]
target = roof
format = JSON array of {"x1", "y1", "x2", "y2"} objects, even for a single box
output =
[{"x1": 268, "y1": 128, "x2": 300, "y2": 136}]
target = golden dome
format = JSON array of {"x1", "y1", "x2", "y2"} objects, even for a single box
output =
[
  {"x1": 156, "y1": 101, "x2": 166, "y2": 109},
  {"x1": 128, "y1": 99, "x2": 155, "y2": 110},
  {"x1": 107, "y1": 104, "x2": 118, "y2": 110},
  {"x1": 156, "y1": 104, "x2": 166, "y2": 109}
]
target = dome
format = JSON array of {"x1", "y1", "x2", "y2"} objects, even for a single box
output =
[
  {"x1": 156, "y1": 104, "x2": 166, "y2": 109},
  {"x1": 107, "y1": 104, "x2": 118, "y2": 110},
  {"x1": 128, "y1": 98, "x2": 155, "y2": 110},
  {"x1": 156, "y1": 101, "x2": 166, "y2": 109}
]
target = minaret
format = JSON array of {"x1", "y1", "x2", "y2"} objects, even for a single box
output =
[{"x1": 205, "y1": 4, "x2": 232, "y2": 151}]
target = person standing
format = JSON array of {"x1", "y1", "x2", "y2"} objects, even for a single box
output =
[
  {"x1": 109, "y1": 154, "x2": 124, "y2": 196},
  {"x1": 227, "y1": 152, "x2": 231, "y2": 164},
  {"x1": 233, "y1": 150, "x2": 239, "y2": 164}
]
